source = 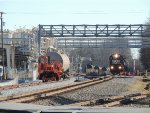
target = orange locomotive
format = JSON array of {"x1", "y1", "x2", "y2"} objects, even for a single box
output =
[{"x1": 38, "y1": 52, "x2": 70, "y2": 82}]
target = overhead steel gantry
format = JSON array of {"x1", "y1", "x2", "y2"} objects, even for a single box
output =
[
  {"x1": 39, "y1": 24, "x2": 150, "y2": 37},
  {"x1": 38, "y1": 24, "x2": 150, "y2": 52}
]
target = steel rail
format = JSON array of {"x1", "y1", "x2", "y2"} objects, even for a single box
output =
[
  {"x1": 0, "y1": 80, "x2": 63, "y2": 91},
  {"x1": 68, "y1": 92, "x2": 150, "y2": 107},
  {"x1": 0, "y1": 76, "x2": 113, "y2": 103}
]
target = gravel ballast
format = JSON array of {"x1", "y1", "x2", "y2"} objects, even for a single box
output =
[
  {"x1": 31, "y1": 77, "x2": 138, "y2": 106},
  {"x1": 0, "y1": 77, "x2": 76, "y2": 97}
]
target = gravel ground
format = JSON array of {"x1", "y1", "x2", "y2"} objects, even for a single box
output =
[
  {"x1": 0, "y1": 77, "x2": 76, "y2": 97},
  {"x1": 31, "y1": 77, "x2": 137, "y2": 106}
]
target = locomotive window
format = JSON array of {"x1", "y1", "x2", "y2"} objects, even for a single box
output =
[
  {"x1": 41, "y1": 58, "x2": 45, "y2": 63},
  {"x1": 112, "y1": 60, "x2": 120, "y2": 64},
  {"x1": 39, "y1": 58, "x2": 48, "y2": 63}
]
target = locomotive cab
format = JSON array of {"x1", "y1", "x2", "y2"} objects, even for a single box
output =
[
  {"x1": 38, "y1": 56, "x2": 48, "y2": 73},
  {"x1": 38, "y1": 56, "x2": 60, "y2": 82}
]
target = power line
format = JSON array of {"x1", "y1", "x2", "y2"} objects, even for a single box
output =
[{"x1": 5, "y1": 11, "x2": 147, "y2": 15}]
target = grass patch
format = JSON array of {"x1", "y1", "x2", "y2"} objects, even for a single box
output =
[{"x1": 128, "y1": 76, "x2": 149, "y2": 93}]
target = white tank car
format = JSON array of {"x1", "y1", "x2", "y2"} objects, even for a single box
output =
[{"x1": 46, "y1": 51, "x2": 70, "y2": 72}]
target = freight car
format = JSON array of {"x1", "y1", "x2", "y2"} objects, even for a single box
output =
[
  {"x1": 85, "y1": 64, "x2": 106, "y2": 79},
  {"x1": 109, "y1": 53, "x2": 127, "y2": 75},
  {"x1": 38, "y1": 51, "x2": 70, "y2": 82}
]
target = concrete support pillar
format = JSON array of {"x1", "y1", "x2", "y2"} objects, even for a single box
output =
[
  {"x1": 32, "y1": 63, "x2": 38, "y2": 81},
  {"x1": 11, "y1": 46, "x2": 15, "y2": 69},
  {"x1": 23, "y1": 62, "x2": 26, "y2": 70},
  {"x1": 12, "y1": 46, "x2": 16, "y2": 79},
  {"x1": 0, "y1": 44, "x2": 16, "y2": 80},
  {"x1": 6, "y1": 47, "x2": 11, "y2": 79}
]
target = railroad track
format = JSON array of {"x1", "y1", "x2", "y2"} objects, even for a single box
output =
[
  {"x1": 0, "y1": 81, "x2": 57, "y2": 91},
  {"x1": 0, "y1": 76, "x2": 113, "y2": 103},
  {"x1": 68, "y1": 92, "x2": 150, "y2": 107},
  {"x1": 0, "y1": 73, "x2": 77, "y2": 91}
]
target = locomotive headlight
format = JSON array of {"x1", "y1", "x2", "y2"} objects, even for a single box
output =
[
  {"x1": 114, "y1": 54, "x2": 119, "y2": 58},
  {"x1": 110, "y1": 66, "x2": 114, "y2": 70},
  {"x1": 118, "y1": 66, "x2": 122, "y2": 69}
]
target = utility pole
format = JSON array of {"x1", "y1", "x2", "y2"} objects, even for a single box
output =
[{"x1": 0, "y1": 12, "x2": 5, "y2": 80}]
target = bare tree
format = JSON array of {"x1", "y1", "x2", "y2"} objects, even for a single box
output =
[
  {"x1": 140, "y1": 17, "x2": 150, "y2": 70},
  {"x1": 70, "y1": 48, "x2": 133, "y2": 70}
]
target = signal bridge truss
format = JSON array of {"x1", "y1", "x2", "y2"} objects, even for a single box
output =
[{"x1": 38, "y1": 24, "x2": 150, "y2": 48}]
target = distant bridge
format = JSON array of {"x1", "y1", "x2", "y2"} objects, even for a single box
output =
[{"x1": 38, "y1": 24, "x2": 150, "y2": 51}]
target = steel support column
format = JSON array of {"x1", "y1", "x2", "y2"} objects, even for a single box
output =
[{"x1": 38, "y1": 24, "x2": 41, "y2": 55}]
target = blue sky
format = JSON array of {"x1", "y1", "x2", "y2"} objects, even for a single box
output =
[{"x1": 0, "y1": 0, "x2": 150, "y2": 30}]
